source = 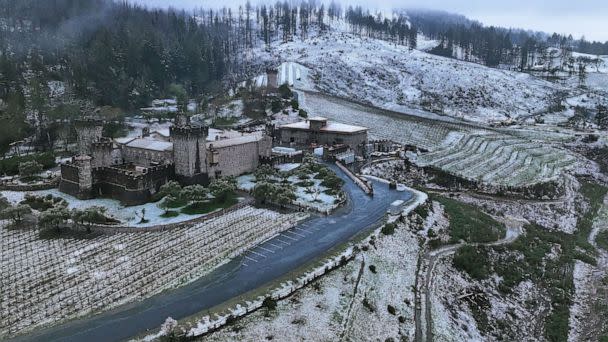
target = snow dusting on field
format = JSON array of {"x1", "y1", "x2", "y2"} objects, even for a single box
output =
[
  {"x1": 204, "y1": 221, "x2": 421, "y2": 342},
  {"x1": 1, "y1": 207, "x2": 304, "y2": 337}
]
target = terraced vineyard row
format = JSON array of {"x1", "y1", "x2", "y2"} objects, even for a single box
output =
[
  {"x1": 414, "y1": 133, "x2": 578, "y2": 187},
  {"x1": 301, "y1": 92, "x2": 578, "y2": 188}
]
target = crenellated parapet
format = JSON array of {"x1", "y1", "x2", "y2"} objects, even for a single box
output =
[{"x1": 169, "y1": 125, "x2": 209, "y2": 139}]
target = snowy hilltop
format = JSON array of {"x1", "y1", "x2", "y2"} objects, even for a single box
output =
[{"x1": 249, "y1": 20, "x2": 607, "y2": 125}]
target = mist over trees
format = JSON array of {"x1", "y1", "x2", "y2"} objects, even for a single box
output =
[
  {"x1": 0, "y1": 0, "x2": 606, "y2": 155},
  {"x1": 407, "y1": 9, "x2": 608, "y2": 69}
]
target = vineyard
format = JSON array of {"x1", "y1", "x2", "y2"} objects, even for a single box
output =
[
  {"x1": 414, "y1": 132, "x2": 578, "y2": 187},
  {"x1": 0, "y1": 207, "x2": 307, "y2": 338},
  {"x1": 300, "y1": 92, "x2": 578, "y2": 188}
]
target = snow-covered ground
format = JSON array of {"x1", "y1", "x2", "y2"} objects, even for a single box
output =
[
  {"x1": 252, "y1": 61, "x2": 316, "y2": 91},
  {"x1": 255, "y1": 29, "x2": 565, "y2": 124},
  {"x1": 237, "y1": 168, "x2": 341, "y2": 213},
  {"x1": 0, "y1": 189, "x2": 225, "y2": 227},
  {"x1": 203, "y1": 221, "x2": 420, "y2": 342},
  {"x1": 0, "y1": 207, "x2": 305, "y2": 338}
]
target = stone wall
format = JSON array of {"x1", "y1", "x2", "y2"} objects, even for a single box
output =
[
  {"x1": 92, "y1": 164, "x2": 174, "y2": 205},
  {"x1": 207, "y1": 136, "x2": 272, "y2": 179},
  {"x1": 59, "y1": 162, "x2": 94, "y2": 199},
  {"x1": 91, "y1": 141, "x2": 114, "y2": 168},
  {"x1": 121, "y1": 146, "x2": 173, "y2": 167}
]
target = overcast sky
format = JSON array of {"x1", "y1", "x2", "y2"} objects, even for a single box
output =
[{"x1": 134, "y1": 0, "x2": 608, "y2": 42}]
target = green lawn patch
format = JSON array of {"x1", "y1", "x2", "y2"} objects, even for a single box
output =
[
  {"x1": 181, "y1": 196, "x2": 238, "y2": 215},
  {"x1": 166, "y1": 197, "x2": 188, "y2": 209},
  {"x1": 160, "y1": 210, "x2": 180, "y2": 218}
]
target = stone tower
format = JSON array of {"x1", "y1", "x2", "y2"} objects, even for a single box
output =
[
  {"x1": 75, "y1": 119, "x2": 103, "y2": 155},
  {"x1": 170, "y1": 124, "x2": 209, "y2": 185},
  {"x1": 90, "y1": 139, "x2": 114, "y2": 168},
  {"x1": 266, "y1": 68, "x2": 279, "y2": 90},
  {"x1": 74, "y1": 155, "x2": 93, "y2": 197}
]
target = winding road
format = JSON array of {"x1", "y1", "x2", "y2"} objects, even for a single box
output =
[
  {"x1": 12, "y1": 164, "x2": 414, "y2": 342},
  {"x1": 414, "y1": 216, "x2": 524, "y2": 342}
]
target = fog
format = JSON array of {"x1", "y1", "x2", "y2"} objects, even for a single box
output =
[{"x1": 132, "y1": 0, "x2": 608, "y2": 42}]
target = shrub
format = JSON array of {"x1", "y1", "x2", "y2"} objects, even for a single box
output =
[
  {"x1": 413, "y1": 203, "x2": 429, "y2": 219},
  {"x1": 298, "y1": 109, "x2": 308, "y2": 118},
  {"x1": 0, "y1": 204, "x2": 32, "y2": 225},
  {"x1": 453, "y1": 245, "x2": 489, "y2": 280},
  {"x1": 428, "y1": 238, "x2": 443, "y2": 249},
  {"x1": 362, "y1": 297, "x2": 374, "y2": 312},
  {"x1": 19, "y1": 160, "x2": 43, "y2": 179},
  {"x1": 271, "y1": 100, "x2": 282, "y2": 113},
  {"x1": 368, "y1": 265, "x2": 377, "y2": 274},
  {"x1": 291, "y1": 99, "x2": 299, "y2": 110},
  {"x1": 262, "y1": 297, "x2": 277, "y2": 311},
  {"x1": 596, "y1": 231, "x2": 608, "y2": 251},
  {"x1": 387, "y1": 305, "x2": 396, "y2": 315},
  {"x1": 381, "y1": 223, "x2": 396, "y2": 235},
  {"x1": 0, "y1": 152, "x2": 55, "y2": 176},
  {"x1": 321, "y1": 174, "x2": 344, "y2": 190},
  {"x1": 278, "y1": 84, "x2": 293, "y2": 99}
]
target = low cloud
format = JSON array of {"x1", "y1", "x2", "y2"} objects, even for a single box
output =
[{"x1": 130, "y1": 0, "x2": 608, "y2": 41}]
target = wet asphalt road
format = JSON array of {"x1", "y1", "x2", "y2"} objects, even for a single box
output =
[{"x1": 13, "y1": 165, "x2": 412, "y2": 342}]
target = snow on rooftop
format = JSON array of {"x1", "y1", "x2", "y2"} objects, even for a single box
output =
[
  {"x1": 309, "y1": 116, "x2": 328, "y2": 121},
  {"x1": 207, "y1": 128, "x2": 243, "y2": 142},
  {"x1": 207, "y1": 132, "x2": 265, "y2": 149},
  {"x1": 125, "y1": 138, "x2": 173, "y2": 152},
  {"x1": 281, "y1": 119, "x2": 368, "y2": 133},
  {"x1": 115, "y1": 137, "x2": 136, "y2": 145}
]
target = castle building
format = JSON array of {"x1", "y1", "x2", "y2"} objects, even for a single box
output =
[
  {"x1": 59, "y1": 117, "x2": 272, "y2": 206},
  {"x1": 278, "y1": 116, "x2": 368, "y2": 156}
]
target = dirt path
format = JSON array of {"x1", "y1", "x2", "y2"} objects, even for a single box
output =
[
  {"x1": 339, "y1": 258, "x2": 366, "y2": 341},
  {"x1": 414, "y1": 218, "x2": 524, "y2": 342},
  {"x1": 569, "y1": 194, "x2": 608, "y2": 341}
]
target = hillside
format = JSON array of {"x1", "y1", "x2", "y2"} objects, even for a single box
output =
[{"x1": 254, "y1": 29, "x2": 564, "y2": 124}]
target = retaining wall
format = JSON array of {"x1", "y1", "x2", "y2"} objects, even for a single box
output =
[
  {"x1": 335, "y1": 161, "x2": 373, "y2": 195},
  {"x1": 0, "y1": 178, "x2": 59, "y2": 191}
]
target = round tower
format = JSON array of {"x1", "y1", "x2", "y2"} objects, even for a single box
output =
[{"x1": 74, "y1": 155, "x2": 93, "y2": 196}]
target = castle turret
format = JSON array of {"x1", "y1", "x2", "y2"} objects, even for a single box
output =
[
  {"x1": 75, "y1": 119, "x2": 103, "y2": 155},
  {"x1": 90, "y1": 139, "x2": 114, "y2": 168},
  {"x1": 59, "y1": 155, "x2": 94, "y2": 199},
  {"x1": 174, "y1": 113, "x2": 191, "y2": 127},
  {"x1": 170, "y1": 124, "x2": 209, "y2": 185}
]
